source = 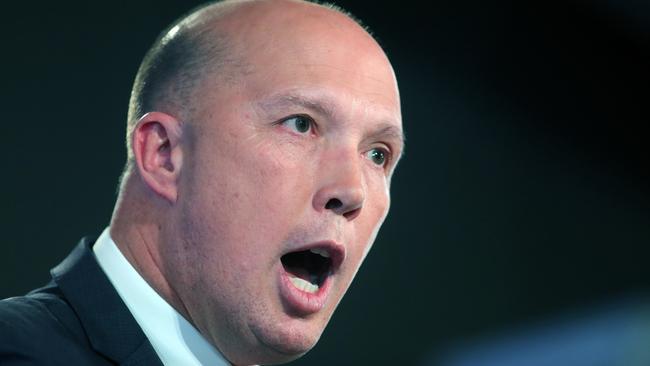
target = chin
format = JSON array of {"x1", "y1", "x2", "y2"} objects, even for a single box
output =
[{"x1": 247, "y1": 318, "x2": 324, "y2": 364}]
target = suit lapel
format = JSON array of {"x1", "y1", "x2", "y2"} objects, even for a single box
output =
[{"x1": 51, "y1": 237, "x2": 163, "y2": 366}]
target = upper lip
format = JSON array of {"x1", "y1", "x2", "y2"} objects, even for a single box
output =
[{"x1": 283, "y1": 240, "x2": 346, "y2": 274}]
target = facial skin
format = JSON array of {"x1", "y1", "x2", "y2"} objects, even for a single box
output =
[{"x1": 112, "y1": 1, "x2": 403, "y2": 365}]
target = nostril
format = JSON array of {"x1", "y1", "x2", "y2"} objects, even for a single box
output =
[
  {"x1": 324, "y1": 198, "x2": 362, "y2": 220},
  {"x1": 343, "y1": 207, "x2": 361, "y2": 220},
  {"x1": 325, "y1": 198, "x2": 342, "y2": 210}
]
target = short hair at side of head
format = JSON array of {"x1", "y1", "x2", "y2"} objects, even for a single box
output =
[
  {"x1": 118, "y1": 0, "x2": 374, "y2": 192},
  {"x1": 124, "y1": 1, "x2": 235, "y2": 174}
]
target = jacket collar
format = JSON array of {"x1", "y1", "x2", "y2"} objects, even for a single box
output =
[{"x1": 51, "y1": 237, "x2": 163, "y2": 366}]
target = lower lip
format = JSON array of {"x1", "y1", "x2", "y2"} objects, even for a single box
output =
[{"x1": 278, "y1": 266, "x2": 333, "y2": 315}]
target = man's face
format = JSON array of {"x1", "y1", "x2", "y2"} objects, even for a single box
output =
[{"x1": 165, "y1": 3, "x2": 403, "y2": 364}]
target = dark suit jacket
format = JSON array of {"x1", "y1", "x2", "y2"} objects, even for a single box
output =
[{"x1": 0, "y1": 237, "x2": 164, "y2": 365}]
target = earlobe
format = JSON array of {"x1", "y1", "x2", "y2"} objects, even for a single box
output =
[{"x1": 132, "y1": 112, "x2": 184, "y2": 203}]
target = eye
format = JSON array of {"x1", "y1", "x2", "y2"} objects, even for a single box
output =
[
  {"x1": 281, "y1": 115, "x2": 313, "y2": 134},
  {"x1": 366, "y1": 147, "x2": 390, "y2": 167}
]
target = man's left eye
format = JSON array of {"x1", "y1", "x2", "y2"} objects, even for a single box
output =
[
  {"x1": 282, "y1": 115, "x2": 313, "y2": 134},
  {"x1": 367, "y1": 148, "x2": 388, "y2": 167}
]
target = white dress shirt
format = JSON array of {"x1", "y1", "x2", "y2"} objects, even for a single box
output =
[{"x1": 93, "y1": 227, "x2": 231, "y2": 366}]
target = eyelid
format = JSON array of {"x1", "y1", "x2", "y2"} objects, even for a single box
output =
[
  {"x1": 274, "y1": 114, "x2": 317, "y2": 134},
  {"x1": 274, "y1": 113, "x2": 314, "y2": 123}
]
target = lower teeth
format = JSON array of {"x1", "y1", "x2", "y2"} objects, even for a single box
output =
[{"x1": 289, "y1": 276, "x2": 319, "y2": 293}]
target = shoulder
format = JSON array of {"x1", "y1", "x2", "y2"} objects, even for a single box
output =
[{"x1": 0, "y1": 284, "x2": 97, "y2": 364}]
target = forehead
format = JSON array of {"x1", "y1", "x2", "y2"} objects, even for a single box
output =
[
  {"x1": 212, "y1": 3, "x2": 396, "y2": 89},
  {"x1": 224, "y1": 3, "x2": 399, "y2": 119},
  {"x1": 191, "y1": 1, "x2": 403, "y2": 147}
]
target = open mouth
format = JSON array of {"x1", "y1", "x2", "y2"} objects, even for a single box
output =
[{"x1": 281, "y1": 248, "x2": 333, "y2": 294}]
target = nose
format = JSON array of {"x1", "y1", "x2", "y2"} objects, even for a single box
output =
[{"x1": 312, "y1": 150, "x2": 365, "y2": 221}]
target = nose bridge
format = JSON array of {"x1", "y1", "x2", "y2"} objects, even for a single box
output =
[{"x1": 312, "y1": 141, "x2": 365, "y2": 220}]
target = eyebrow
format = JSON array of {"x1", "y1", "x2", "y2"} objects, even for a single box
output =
[
  {"x1": 367, "y1": 124, "x2": 406, "y2": 153},
  {"x1": 257, "y1": 92, "x2": 338, "y2": 119},
  {"x1": 256, "y1": 90, "x2": 405, "y2": 155}
]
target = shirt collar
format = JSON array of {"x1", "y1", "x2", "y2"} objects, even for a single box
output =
[{"x1": 93, "y1": 227, "x2": 231, "y2": 366}]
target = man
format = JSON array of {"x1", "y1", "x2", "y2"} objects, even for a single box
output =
[{"x1": 0, "y1": 0, "x2": 404, "y2": 364}]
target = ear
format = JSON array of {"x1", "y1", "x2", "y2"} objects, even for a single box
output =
[{"x1": 132, "y1": 112, "x2": 184, "y2": 203}]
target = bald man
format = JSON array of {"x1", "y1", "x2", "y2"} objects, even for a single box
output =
[{"x1": 0, "y1": 0, "x2": 404, "y2": 365}]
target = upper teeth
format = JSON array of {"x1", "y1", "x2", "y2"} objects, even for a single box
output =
[{"x1": 310, "y1": 248, "x2": 330, "y2": 258}]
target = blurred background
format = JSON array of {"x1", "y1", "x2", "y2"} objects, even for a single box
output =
[{"x1": 1, "y1": 0, "x2": 648, "y2": 365}]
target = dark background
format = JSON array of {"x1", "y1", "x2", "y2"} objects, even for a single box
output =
[{"x1": 1, "y1": 1, "x2": 648, "y2": 365}]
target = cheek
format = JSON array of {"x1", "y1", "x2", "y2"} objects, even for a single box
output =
[
  {"x1": 239, "y1": 136, "x2": 316, "y2": 212},
  {"x1": 362, "y1": 167, "x2": 391, "y2": 221},
  {"x1": 353, "y1": 176, "x2": 391, "y2": 261},
  {"x1": 183, "y1": 137, "x2": 314, "y2": 264}
]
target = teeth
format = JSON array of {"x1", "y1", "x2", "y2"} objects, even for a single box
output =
[
  {"x1": 289, "y1": 276, "x2": 319, "y2": 293},
  {"x1": 309, "y1": 248, "x2": 330, "y2": 258}
]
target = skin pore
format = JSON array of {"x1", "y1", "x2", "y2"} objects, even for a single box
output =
[{"x1": 109, "y1": 1, "x2": 403, "y2": 365}]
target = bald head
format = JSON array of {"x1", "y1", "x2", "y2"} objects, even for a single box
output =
[{"x1": 124, "y1": 0, "x2": 373, "y2": 171}]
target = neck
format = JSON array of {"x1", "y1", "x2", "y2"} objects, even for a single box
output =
[{"x1": 109, "y1": 178, "x2": 192, "y2": 323}]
